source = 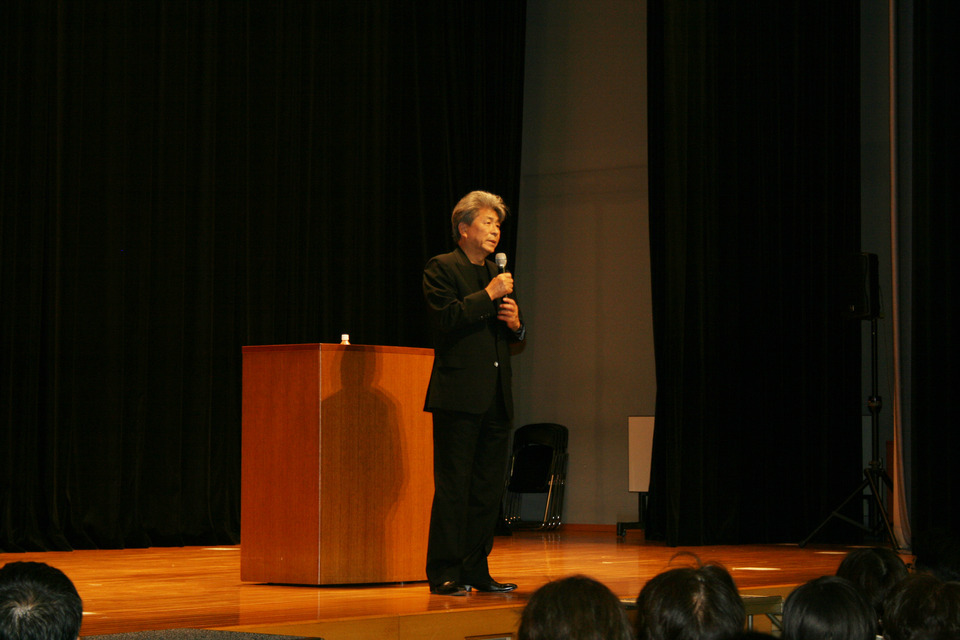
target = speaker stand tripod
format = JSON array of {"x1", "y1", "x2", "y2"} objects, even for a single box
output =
[{"x1": 800, "y1": 316, "x2": 900, "y2": 550}]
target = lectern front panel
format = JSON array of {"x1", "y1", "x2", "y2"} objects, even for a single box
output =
[{"x1": 241, "y1": 343, "x2": 434, "y2": 585}]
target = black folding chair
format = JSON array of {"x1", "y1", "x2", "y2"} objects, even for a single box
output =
[{"x1": 502, "y1": 423, "x2": 568, "y2": 530}]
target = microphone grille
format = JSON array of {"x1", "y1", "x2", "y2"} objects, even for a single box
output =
[{"x1": 495, "y1": 253, "x2": 507, "y2": 268}]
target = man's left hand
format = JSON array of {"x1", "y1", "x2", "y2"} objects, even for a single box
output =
[{"x1": 497, "y1": 297, "x2": 522, "y2": 332}]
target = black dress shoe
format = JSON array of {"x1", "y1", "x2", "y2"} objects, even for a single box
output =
[
  {"x1": 429, "y1": 580, "x2": 467, "y2": 596},
  {"x1": 466, "y1": 579, "x2": 517, "y2": 592}
]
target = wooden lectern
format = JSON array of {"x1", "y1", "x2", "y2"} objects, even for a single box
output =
[{"x1": 240, "y1": 343, "x2": 434, "y2": 585}]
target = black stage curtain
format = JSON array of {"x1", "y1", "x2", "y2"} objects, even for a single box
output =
[
  {"x1": 911, "y1": 1, "x2": 960, "y2": 549},
  {"x1": 0, "y1": 1, "x2": 526, "y2": 551},
  {"x1": 646, "y1": 2, "x2": 863, "y2": 545}
]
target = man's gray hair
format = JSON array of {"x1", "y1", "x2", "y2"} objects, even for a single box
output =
[{"x1": 450, "y1": 191, "x2": 508, "y2": 243}]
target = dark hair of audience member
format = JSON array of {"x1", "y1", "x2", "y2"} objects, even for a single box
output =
[
  {"x1": 634, "y1": 555, "x2": 746, "y2": 640},
  {"x1": 517, "y1": 574, "x2": 633, "y2": 640},
  {"x1": 882, "y1": 572, "x2": 960, "y2": 640},
  {"x1": 0, "y1": 561, "x2": 83, "y2": 640},
  {"x1": 835, "y1": 546, "x2": 908, "y2": 631},
  {"x1": 781, "y1": 575, "x2": 875, "y2": 640}
]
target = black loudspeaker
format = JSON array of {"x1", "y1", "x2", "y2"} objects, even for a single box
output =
[{"x1": 844, "y1": 252, "x2": 880, "y2": 319}]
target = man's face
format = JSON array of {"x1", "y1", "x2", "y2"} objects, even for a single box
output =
[{"x1": 459, "y1": 207, "x2": 501, "y2": 257}]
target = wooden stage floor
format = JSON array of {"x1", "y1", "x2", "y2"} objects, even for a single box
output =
[{"x1": 1, "y1": 530, "x2": 900, "y2": 640}]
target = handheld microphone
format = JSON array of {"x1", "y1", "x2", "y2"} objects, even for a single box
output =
[{"x1": 493, "y1": 253, "x2": 509, "y2": 309}]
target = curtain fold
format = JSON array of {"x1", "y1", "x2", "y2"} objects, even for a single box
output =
[
  {"x1": 0, "y1": 0, "x2": 526, "y2": 551},
  {"x1": 646, "y1": 1, "x2": 862, "y2": 545},
  {"x1": 910, "y1": 0, "x2": 960, "y2": 551}
]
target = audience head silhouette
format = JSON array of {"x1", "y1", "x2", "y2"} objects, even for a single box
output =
[
  {"x1": 517, "y1": 574, "x2": 632, "y2": 640},
  {"x1": 781, "y1": 575, "x2": 875, "y2": 640},
  {"x1": 882, "y1": 572, "x2": 960, "y2": 640},
  {"x1": 0, "y1": 562, "x2": 83, "y2": 640},
  {"x1": 835, "y1": 546, "x2": 908, "y2": 633},
  {"x1": 634, "y1": 555, "x2": 745, "y2": 640}
]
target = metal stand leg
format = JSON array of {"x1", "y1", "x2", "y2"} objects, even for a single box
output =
[
  {"x1": 800, "y1": 316, "x2": 899, "y2": 550},
  {"x1": 617, "y1": 492, "x2": 648, "y2": 538}
]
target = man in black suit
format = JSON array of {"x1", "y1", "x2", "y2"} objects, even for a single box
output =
[{"x1": 423, "y1": 190, "x2": 525, "y2": 596}]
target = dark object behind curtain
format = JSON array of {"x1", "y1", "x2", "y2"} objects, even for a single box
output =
[
  {"x1": 0, "y1": 1, "x2": 526, "y2": 551},
  {"x1": 646, "y1": 1, "x2": 862, "y2": 545},
  {"x1": 911, "y1": 1, "x2": 960, "y2": 548}
]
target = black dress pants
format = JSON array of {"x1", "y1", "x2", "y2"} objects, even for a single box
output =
[{"x1": 425, "y1": 397, "x2": 511, "y2": 586}]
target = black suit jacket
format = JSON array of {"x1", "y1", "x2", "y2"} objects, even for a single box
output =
[{"x1": 422, "y1": 247, "x2": 523, "y2": 417}]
